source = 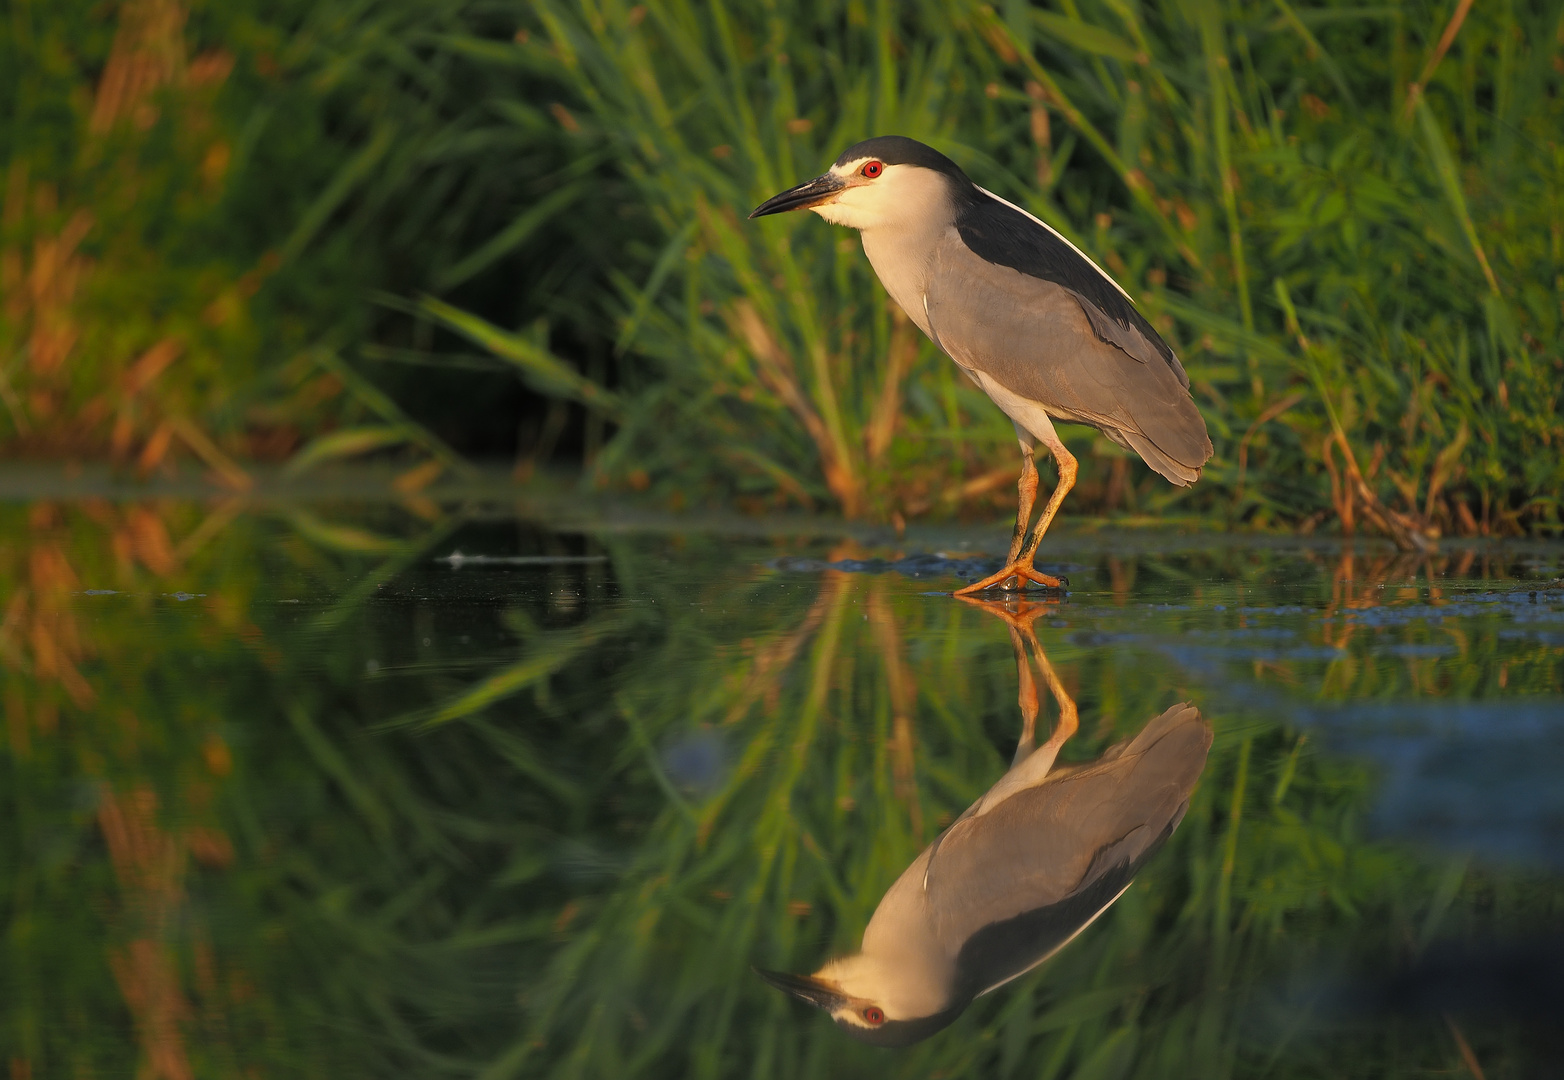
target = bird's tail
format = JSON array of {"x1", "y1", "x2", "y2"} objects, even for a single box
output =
[
  {"x1": 1098, "y1": 702, "x2": 1210, "y2": 766},
  {"x1": 1115, "y1": 375, "x2": 1213, "y2": 487},
  {"x1": 1122, "y1": 430, "x2": 1202, "y2": 486}
]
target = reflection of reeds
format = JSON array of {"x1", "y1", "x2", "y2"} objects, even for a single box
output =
[
  {"x1": 8, "y1": 521, "x2": 95, "y2": 708},
  {"x1": 100, "y1": 787, "x2": 194, "y2": 1080},
  {"x1": 458, "y1": 546, "x2": 1562, "y2": 1077},
  {"x1": 3, "y1": 509, "x2": 1560, "y2": 1076},
  {"x1": 868, "y1": 584, "x2": 921, "y2": 837},
  {"x1": 0, "y1": 497, "x2": 468, "y2": 1077}
]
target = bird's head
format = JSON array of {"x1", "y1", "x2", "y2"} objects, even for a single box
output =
[
  {"x1": 754, "y1": 952, "x2": 963, "y2": 1047},
  {"x1": 749, "y1": 135, "x2": 969, "y2": 232}
]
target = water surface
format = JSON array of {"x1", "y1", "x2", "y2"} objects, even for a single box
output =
[{"x1": 3, "y1": 497, "x2": 1561, "y2": 1078}]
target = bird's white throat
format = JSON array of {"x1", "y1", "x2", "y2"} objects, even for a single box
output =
[
  {"x1": 814, "y1": 945, "x2": 953, "y2": 1023},
  {"x1": 808, "y1": 161, "x2": 955, "y2": 337}
]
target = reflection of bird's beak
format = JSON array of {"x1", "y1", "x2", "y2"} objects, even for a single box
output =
[
  {"x1": 753, "y1": 968, "x2": 847, "y2": 1011},
  {"x1": 748, "y1": 174, "x2": 846, "y2": 218}
]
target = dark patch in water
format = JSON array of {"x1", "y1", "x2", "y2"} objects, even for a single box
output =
[{"x1": 768, "y1": 552, "x2": 1076, "y2": 586}]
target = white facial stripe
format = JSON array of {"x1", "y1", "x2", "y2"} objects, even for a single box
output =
[
  {"x1": 832, "y1": 157, "x2": 874, "y2": 177},
  {"x1": 811, "y1": 160, "x2": 953, "y2": 236},
  {"x1": 974, "y1": 186, "x2": 1134, "y2": 303}
]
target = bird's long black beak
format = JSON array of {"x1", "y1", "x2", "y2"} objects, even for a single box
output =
[
  {"x1": 748, "y1": 174, "x2": 846, "y2": 218},
  {"x1": 753, "y1": 968, "x2": 847, "y2": 1011}
]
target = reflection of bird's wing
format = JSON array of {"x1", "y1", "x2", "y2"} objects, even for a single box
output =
[
  {"x1": 924, "y1": 703, "x2": 1211, "y2": 997},
  {"x1": 923, "y1": 232, "x2": 1211, "y2": 485},
  {"x1": 920, "y1": 725, "x2": 1065, "y2": 891}
]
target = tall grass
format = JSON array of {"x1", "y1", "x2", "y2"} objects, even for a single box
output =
[
  {"x1": 2, "y1": 0, "x2": 1561, "y2": 529},
  {"x1": 0, "y1": 0, "x2": 580, "y2": 482},
  {"x1": 429, "y1": 0, "x2": 1563, "y2": 538}
]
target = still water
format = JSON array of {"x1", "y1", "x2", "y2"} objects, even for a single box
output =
[{"x1": 4, "y1": 497, "x2": 1562, "y2": 1078}]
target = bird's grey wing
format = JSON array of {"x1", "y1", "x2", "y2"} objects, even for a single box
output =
[
  {"x1": 923, "y1": 719, "x2": 1072, "y2": 891},
  {"x1": 924, "y1": 715, "x2": 1078, "y2": 888},
  {"x1": 958, "y1": 186, "x2": 1187, "y2": 379},
  {"x1": 921, "y1": 704, "x2": 1212, "y2": 995},
  {"x1": 1068, "y1": 288, "x2": 1169, "y2": 372},
  {"x1": 925, "y1": 235, "x2": 1212, "y2": 485}
]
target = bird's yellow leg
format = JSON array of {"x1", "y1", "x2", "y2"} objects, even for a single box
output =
[
  {"x1": 1018, "y1": 441, "x2": 1078, "y2": 564},
  {"x1": 955, "y1": 441, "x2": 1077, "y2": 595},
  {"x1": 1005, "y1": 452, "x2": 1040, "y2": 567}
]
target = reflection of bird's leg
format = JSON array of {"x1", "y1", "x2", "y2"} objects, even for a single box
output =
[
  {"x1": 1007, "y1": 621, "x2": 1039, "y2": 767},
  {"x1": 957, "y1": 596, "x2": 1080, "y2": 807},
  {"x1": 956, "y1": 430, "x2": 1075, "y2": 596},
  {"x1": 959, "y1": 596, "x2": 1079, "y2": 768},
  {"x1": 1007, "y1": 599, "x2": 1079, "y2": 758},
  {"x1": 1024, "y1": 626, "x2": 1079, "y2": 758}
]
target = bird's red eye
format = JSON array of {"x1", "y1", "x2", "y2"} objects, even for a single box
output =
[
  {"x1": 861, "y1": 160, "x2": 883, "y2": 178},
  {"x1": 863, "y1": 1007, "x2": 885, "y2": 1025}
]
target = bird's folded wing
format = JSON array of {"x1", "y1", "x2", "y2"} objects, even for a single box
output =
[
  {"x1": 924, "y1": 235, "x2": 1212, "y2": 483},
  {"x1": 923, "y1": 704, "x2": 1211, "y2": 950}
]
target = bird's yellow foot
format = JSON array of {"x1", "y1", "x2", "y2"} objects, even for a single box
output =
[{"x1": 953, "y1": 561, "x2": 1067, "y2": 596}]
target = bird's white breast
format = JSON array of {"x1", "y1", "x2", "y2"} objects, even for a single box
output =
[{"x1": 859, "y1": 223, "x2": 952, "y2": 339}]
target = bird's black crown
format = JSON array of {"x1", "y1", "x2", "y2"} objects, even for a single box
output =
[{"x1": 834, "y1": 136, "x2": 969, "y2": 181}]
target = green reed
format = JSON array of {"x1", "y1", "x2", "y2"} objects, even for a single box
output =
[
  {"x1": 431, "y1": 0, "x2": 1563, "y2": 538},
  {"x1": 2, "y1": 0, "x2": 1559, "y2": 539},
  {"x1": 0, "y1": 0, "x2": 555, "y2": 480}
]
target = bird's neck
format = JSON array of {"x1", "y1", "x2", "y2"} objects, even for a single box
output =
[{"x1": 859, "y1": 220, "x2": 951, "y2": 339}]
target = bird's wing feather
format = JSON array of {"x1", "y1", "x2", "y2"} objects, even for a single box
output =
[
  {"x1": 915, "y1": 705, "x2": 1211, "y2": 992},
  {"x1": 925, "y1": 233, "x2": 1212, "y2": 485},
  {"x1": 960, "y1": 188, "x2": 1186, "y2": 384}
]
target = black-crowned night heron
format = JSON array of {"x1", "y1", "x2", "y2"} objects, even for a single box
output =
[
  {"x1": 751, "y1": 136, "x2": 1213, "y2": 594},
  {"x1": 757, "y1": 599, "x2": 1210, "y2": 1045}
]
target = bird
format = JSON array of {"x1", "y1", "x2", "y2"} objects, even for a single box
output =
[
  {"x1": 756, "y1": 598, "x2": 1211, "y2": 1045},
  {"x1": 750, "y1": 136, "x2": 1213, "y2": 594}
]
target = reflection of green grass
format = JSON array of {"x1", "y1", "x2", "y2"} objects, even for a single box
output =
[
  {"x1": 1, "y1": 510, "x2": 1560, "y2": 1077},
  {"x1": 385, "y1": 545, "x2": 1561, "y2": 1078}
]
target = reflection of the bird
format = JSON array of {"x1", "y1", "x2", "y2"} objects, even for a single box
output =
[{"x1": 759, "y1": 598, "x2": 1211, "y2": 1046}]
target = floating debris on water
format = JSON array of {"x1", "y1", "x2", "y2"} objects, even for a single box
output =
[{"x1": 437, "y1": 550, "x2": 609, "y2": 568}]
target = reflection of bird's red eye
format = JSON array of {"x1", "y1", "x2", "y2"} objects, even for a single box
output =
[
  {"x1": 862, "y1": 160, "x2": 883, "y2": 178},
  {"x1": 864, "y1": 1007, "x2": 885, "y2": 1025}
]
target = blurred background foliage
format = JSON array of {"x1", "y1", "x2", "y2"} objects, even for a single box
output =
[{"x1": 2, "y1": 0, "x2": 1563, "y2": 532}]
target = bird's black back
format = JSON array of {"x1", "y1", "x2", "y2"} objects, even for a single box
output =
[
  {"x1": 950, "y1": 817, "x2": 1176, "y2": 1005},
  {"x1": 952, "y1": 187, "x2": 1179, "y2": 372}
]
